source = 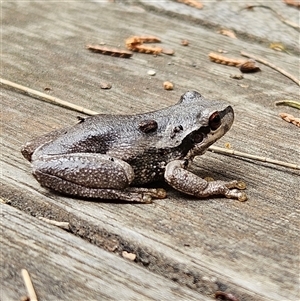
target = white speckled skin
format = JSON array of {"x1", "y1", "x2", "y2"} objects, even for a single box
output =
[{"x1": 21, "y1": 91, "x2": 247, "y2": 202}]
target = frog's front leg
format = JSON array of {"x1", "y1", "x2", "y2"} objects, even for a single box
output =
[
  {"x1": 32, "y1": 153, "x2": 166, "y2": 203},
  {"x1": 164, "y1": 160, "x2": 247, "y2": 202}
]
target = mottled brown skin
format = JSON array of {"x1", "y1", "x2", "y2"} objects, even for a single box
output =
[{"x1": 21, "y1": 91, "x2": 247, "y2": 203}]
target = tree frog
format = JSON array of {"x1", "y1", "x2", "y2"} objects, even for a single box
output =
[{"x1": 21, "y1": 91, "x2": 247, "y2": 203}]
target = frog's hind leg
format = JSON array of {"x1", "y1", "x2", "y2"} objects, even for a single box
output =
[
  {"x1": 32, "y1": 153, "x2": 166, "y2": 203},
  {"x1": 34, "y1": 171, "x2": 165, "y2": 203}
]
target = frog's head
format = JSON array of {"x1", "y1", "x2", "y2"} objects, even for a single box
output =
[{"x1": 179, "y1": 91, "x2": 234, "y2": 159}]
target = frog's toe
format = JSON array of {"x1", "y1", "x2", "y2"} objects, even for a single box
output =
[
  {"x1": 236, "y1": 181, "x2": 246, "y2": 190},
  {"x1": 225, "y1": 189, "x2": 247, "y2": 202},
  {"x1": 141, "y1": 194, "x2": 153, "y2": 204},
  {"x1": 155, "y1": 188, "x2": 167, "y2": 199},
  {"x1": 238, "y1": 192, "x2": 247, "y2": 202},
  {"x1": 225, "y1": 180, "x2": 246, "y2": 190}
]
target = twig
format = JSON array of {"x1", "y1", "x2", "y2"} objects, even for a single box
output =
[
  {"x1": 21, "y1": 269, "x2": 38, "y2": 301},
  {"x1": 209, "y1": 146, "x2": 300, "y2": 170},
  {"x1": 275, "y1": 100, "x2": 300, "y2": 110},
  {"x1": 240, "y1": 52, "x2": 300, "y2": 86},
  {"x1": 0, "y1": 78, "x2": 99, "y2": 115},
  {"x1": 38, "y1": 217, "x2": 70, "y2": 230},
  {"x1": 242, "y1": 5, "x2": 300, "y2": 30}
]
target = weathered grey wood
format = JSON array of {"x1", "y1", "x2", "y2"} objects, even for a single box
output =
[
  {"x1": 1, "y1": 203, "x2": 210, "y2": 301},
  {"x1": 1, "y1": 1, "x2": 299, "y2": 301}
]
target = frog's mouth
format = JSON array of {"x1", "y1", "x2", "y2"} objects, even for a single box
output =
[{"x1": 186, "y1": 105, "x2": 234, "y2": 159}]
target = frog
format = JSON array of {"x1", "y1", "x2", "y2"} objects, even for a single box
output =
[{"x1": 21, "y1": 91, "x2": 247, "y2": 203}]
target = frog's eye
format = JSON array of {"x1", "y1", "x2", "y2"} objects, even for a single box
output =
[{"x1": 209, "y1": 112, "x2": 221, "y2": 130}]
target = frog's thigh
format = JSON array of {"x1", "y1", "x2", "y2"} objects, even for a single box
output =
[
  {"x1": 32, "y1": 154, "x2": 166, "y2": 202},
  {"x1": 32, "y1": 153, "x2": 134, "y2": 190},
  {"x1": 164, "y1": 160, "x2": 247, "y2": 202}
]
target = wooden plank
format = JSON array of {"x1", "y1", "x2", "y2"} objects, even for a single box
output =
[
  {"x1": 1, "y1": 203, "x2": 210, "y2": 301},
  {"x1": 1, "y1": 1, "x2": 299, "y2": 301}
]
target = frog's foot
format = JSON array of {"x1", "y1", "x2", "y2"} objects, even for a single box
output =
[
  {"x1": 165, "y1": 160, "x2": 247, "y2": 202},
  {"x1": 209, "y1": 180, "x2": 247, "y2": 202}
]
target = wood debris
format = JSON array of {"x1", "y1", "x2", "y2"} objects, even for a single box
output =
[
  {"x1": 208, "y1": 52, "x2": 245, "y2": 66},
  {"x1": 38, "y1": 217, "x2": 70, "y2": 230},
  {"x1": 241, "y1": 51, "x2": 300, "y2": 86},
  {"x1": 279, "y1": 113, "x2": 300, "y2": 127},
  {"x1": 163, "y1": 81, "x2": 174, "y2": 90},
  {"x1": 86, "y1": 44, "x2": 132, "y2": 58},
  {"x1": 217, "y1": 29, "x2": 237, "y2": 39},
  {"x1": 239, "y1": 59, "x2": 261, "y2": 73},
  {"x1": 283, "y1": 0, "x2": 300, "y2": 8},
  {"x1": 122, "y1": 251, "x2": 137, "y2": 261},
  {"x1": 126, "y1": 36, "x2": 162, "y2": 55},
  {"x1": 162, "y1": 48, "x2": 175, "y2": 55},
  {"x1": 230, "y1": 74, "x2": 244, "y2": 80},
  {"x1": 125, "y1": 36, "x2": 174, "y2": 55},
  {"x1": 269, "y1": 43, "x2": 287, "y2": 52},
  {"x1": 100, "y1": 82, "x2": 112, "y2": 89},
  {"x1": 181, "y1": 39, "x2": 189, "y2": 46},
  {"x1": 176, "y1": 0, "x2": 203, "y2": 9},
  {"x1": 21, "y1": 269, "x2": 38, "y2": 301}
]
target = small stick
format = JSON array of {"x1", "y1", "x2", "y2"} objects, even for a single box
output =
[
  {"x1": 38, "y1": 217, "x2": 70, "y2": 230},
  {"x1": 209, "y1": 146, "x2": 300, "y2": 170},
  {"x1": 240, "y1": 51, "x2": 300, "y2": 86},
  {"x1": 21, "y1": 269, "x2": 38, "y2": 301},
  {"x1": 242, "y1": 5, "x2": 300, "y2": 30},
  {"x1": 0, "y1": 78, "x2": 99, "y2": 115},
  {"x1": 275, "y1": 100, "x2": 300, "y2": 110}
]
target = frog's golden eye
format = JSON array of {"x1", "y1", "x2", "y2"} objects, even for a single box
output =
[{"x1": 209, "y1": 112, "x2": 221, "y2": 130}]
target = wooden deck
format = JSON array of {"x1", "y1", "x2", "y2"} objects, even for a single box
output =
[{"x1": 1, "y1": 1, "x2": 299, "y2": 300}]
